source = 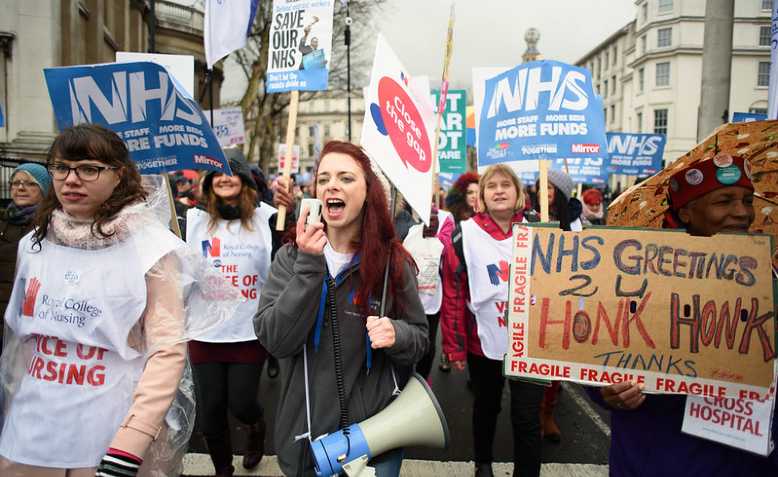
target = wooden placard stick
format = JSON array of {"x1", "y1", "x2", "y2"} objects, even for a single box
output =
[
  {"x1": 539, "y1": 160, "x2": 550, "y2": 223},
  {"x1": 431, "y1": 2, "x2": 456, "y2": 207},
  {"x1": 275, "y1": 90, "x2": 300, "y2": 231}
]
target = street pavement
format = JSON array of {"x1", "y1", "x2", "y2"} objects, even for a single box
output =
[{"x1": 183, "y1": 338, "x2": 612, "y2": 476}]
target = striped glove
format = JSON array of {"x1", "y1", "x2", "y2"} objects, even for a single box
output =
[{"x1": 95, "y1": 448, "x2": 142, "y2": 477}]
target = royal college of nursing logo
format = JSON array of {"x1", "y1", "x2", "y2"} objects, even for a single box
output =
[{"x1": 22, "y1": 277, "x2": 42, "y2": 318}]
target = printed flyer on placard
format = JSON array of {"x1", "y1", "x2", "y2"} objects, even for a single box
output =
[
  {"x1": 477, "y1": 60, "x2": 607, "y2": 167},
  {"x1": 205, "y1": 107, "x2": 247, "y2": 147},
  {"x1": 504, "y1": 225, "x2": 776, "y2": 401},
  {"x1": 266, "y1": 0, "x2": 335, "y2": 93},
  {"x1": 44, "y1": 62, "x2": 229, "y2": 174}
]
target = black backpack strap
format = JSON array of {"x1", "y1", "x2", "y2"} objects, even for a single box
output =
[{"x1": 451, "y1": 223, "x2": 467, "y2": 276}]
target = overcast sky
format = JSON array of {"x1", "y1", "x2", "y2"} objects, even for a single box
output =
[{"x1": 221, "y1": 0, "x2": 636, "y2": 102}]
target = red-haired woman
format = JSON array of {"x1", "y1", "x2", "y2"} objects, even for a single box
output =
[{"x1": 255, "y1": 141, "x2": 428, "y2": 477}]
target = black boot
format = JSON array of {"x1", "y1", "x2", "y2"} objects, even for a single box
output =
[
  {"x1": 242, "y1": 419, "x2": 266, "y2": 469},
  {"x1": 206, "y1": 433, "x2": 234, "y2": 477},
  {"x1": 475, "y1": 462, "x2": 494, "y2": 477},
  {"x1": 267, "y1": 356, "x2": 279, "y2": 378}
]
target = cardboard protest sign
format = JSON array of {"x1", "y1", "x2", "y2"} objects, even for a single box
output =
[
  {"x1": 276, "y1": 144, "x2": 301, "y2": 173},
  {"x1": 266, "y1": 0, "x2": 335, "y2": 93},
  {"x1": 361, "y1": 34, "x2": 435, "y2": 224},
  {"x1": 682, "y1": 390, "x2": 776, "y2": 455},
  {"x1": 205, "y1": 107, "x2": 247, "y2": 147},
  {"x1": 606, "y1": 132, "x2": 666, "y2": 176},
  {"x1": 44, "y1": 62, "x2": 229, "y2": 175},
  {"x1": 432, "y1": 89, "x2": 467, "y2": 174},
  {"x1": 505, "y1": 225, "x2": 776, "y2": 400},
  {"x1": 476, "y1": 61, "x2": 607, "y2": 168}
]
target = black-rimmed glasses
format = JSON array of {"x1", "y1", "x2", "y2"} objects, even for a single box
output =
[{"x1": 48, "y1": 163, "x2": 117, "y2": 182}]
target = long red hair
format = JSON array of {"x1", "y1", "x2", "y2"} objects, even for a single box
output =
[{"x1": 296, "y1": 141, "x2": 414, "y2": 313}]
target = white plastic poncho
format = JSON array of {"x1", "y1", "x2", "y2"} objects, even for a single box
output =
[{"x1": 0, "y1": 176, "x2": 241, "y2": 475}]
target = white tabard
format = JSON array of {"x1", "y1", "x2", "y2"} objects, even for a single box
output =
[
  {"x1": 460, "y1": 218, "x2": 512, "y2": 360},
  {"x1": 403, "y1": 224, "x2": 444, "y2": 315},
  {"x1": 0, "y1": 223, "x2": 180, "y2": 468},
  {"x1": 185, "y1": 205, "x2": 274, "y2": 342}
]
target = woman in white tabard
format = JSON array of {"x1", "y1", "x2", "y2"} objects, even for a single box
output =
[
  {"x1": 0, "y1": 124, "x2": 188, "y2": 476},
  {"x1": 185, "y1": 151, "x2": 279, "y2": 477},
  {"x1": 440, "y1": 164, "x2": 545, "y2": 477}
]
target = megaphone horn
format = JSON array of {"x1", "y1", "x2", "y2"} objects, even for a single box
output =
[{"x1": 311, "y1": 373, "x2": 450, "y2": 477}]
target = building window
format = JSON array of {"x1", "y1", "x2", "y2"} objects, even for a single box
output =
[
  {"x1": 758, "y1": 61, "x2": 771, "y2": 87},
  {"x1": 604, "y1": 79, "x2": 609, "y2": 98},
  {"x1": 604, "y1": 51, "x2": 609, "y2": 69},
  {"x1": 613, "y1": 46, "x2": 618, "y2": 65},
  {"x1": 762, "y1": 0, "x2": 772, "y2": 11},
  {"x1": 654, "y1": 108, "x2": 668, "y2": 135},
  {"x1": 658, "y1": 0, "x2": 673, "y2": 14},
  {"x1": 642, "y1": 3, "x2": 648, "y2": 23},
  {"x1": 612, "y1": 75, "x2": 617, "y2": 94},
  {"x1": 656, "y1": 62, "x2": 670, "y2": 87},
  {"x1": 760, "y1": 26, "x2": 771, "y2": 47},
  {"x1": 638, "y1": 68, "x2": 645, "y2": 93},
  {"x1": 596, "y1": 84, "x2": 601, "y2": 95},
  {"x1": 597, "y1": 58, "x2": 601, "y2": 78},
  {"x1": 657, "y1": 28, "x2": 672, "y2": 48},
  {"x1": 324, "y1": 124, "x2": 331, "y2": 137},
  {"x1": 750, "y1": 107, "x2": 768, "y2": 114},
  {"x1": 641, "y1": 36, "x2": 647, "y2": 54},
  {"x1": 637, "y1": 112, "x2": 643, "y2": 132},
  {"x1": 604, "y1": 108, "x2": 607, "y2": 123},
  {"x1": 308, "y1": 143, "x2": 314, "y2": 157},
  {"x1": 610, "y1": 105, "x2": 616, "y2": 124}
]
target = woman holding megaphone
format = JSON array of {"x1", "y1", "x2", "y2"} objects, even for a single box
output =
[{"x1": 255, "y1": 141, "x2": 428, "y2": 477}]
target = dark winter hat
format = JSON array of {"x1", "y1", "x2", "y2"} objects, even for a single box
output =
[{"x1": 202, "y1": 148, "x2": 257, "y2": 195}]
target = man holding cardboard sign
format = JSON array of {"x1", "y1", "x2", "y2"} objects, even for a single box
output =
[{"x1": 585, "y1": 154, "x2": 777, "y2": 475}]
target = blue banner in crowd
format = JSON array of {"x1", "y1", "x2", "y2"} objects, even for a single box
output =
[
  {"x1": 0, "y1": 102, "x2": 4, "y2": 128},
  {"x1": 551, "y1": 157, "x2": 608, "y2": 185},
  {"x1": 477, "y1": 60, "x2": 607, "y2": 167},
  {"x1": 606, "y1": 132, "x2": 666, "y2": 176},
  {"x1": 44, "y1": 62, "x2": 229, "y2": 175},
  {"x1": 732, "y1": 112, "x2": 767, "y2": 123},
  {"x1": 438, "y1": 172, "x2": 460, "y2": 192}
]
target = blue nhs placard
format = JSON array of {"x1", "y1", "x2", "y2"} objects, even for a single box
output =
[
  {"x1": 477, "y1": 60, "x2": 607, "y2": 166},
  {"x1": 44, "y1": 62, "x2": 230, "y2": 175},
  {"x1": 606, "y1": 132, "x2": 666, "y2": 176}
]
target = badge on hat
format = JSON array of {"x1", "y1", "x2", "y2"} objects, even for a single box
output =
[
  {"x1": 712, "y1": 153, "x2": 733, "y2": 168},
  {"x1": 685, "y1": 169, "x2": 704, "y2": 186},
  {"x1": 716, "y1": 165, "x2": 741, "y2": 185}
]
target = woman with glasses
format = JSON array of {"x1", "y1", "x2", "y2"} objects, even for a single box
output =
[
  {"x1": 0, "y1": 124, "x2": 192, "y2": 476},
  {"x1": 1, "y1": 164, "x2": 51, "y2": 353}
]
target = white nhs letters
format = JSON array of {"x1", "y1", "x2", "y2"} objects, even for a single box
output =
[
  {"x1": 608, "y1": 134, "x2": 662, "y2": 156},
  {"x1": 486, "y1": 66, "x2": 589, "y2": 119},
  {"x1": 67, "y1": 70, "x2": 202, "y2": 126}
]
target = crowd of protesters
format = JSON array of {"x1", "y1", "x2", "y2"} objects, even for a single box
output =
[{"x1": 0, "y1": 125, "x2": 775, "y2": 477}]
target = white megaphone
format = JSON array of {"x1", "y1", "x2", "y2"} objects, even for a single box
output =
[{"x1": 310, "y1": 373, "x2": 450, "y2": 477}]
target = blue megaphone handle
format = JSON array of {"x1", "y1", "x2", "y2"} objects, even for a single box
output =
[{"x1": 310, "y1": 424, "x2": 371, "y2": 477}]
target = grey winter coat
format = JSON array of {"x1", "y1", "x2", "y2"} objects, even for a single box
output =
[{"x1": 254, "y1": 244, "x2": 428, "y2": 476}]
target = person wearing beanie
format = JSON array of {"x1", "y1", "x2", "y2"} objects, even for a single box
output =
[
  {"x1": 184, "y1": 149, "x2": 282, "y2": 476},
  {"x1": 1, "y1": 163, "x2": 51, "y2": 353},
  {"x1": 587, "y1": 152, "x2": 777, "y2": 476},
  {"x1": 581, "y1": 188, "x2": 605, "y2": 225}
]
